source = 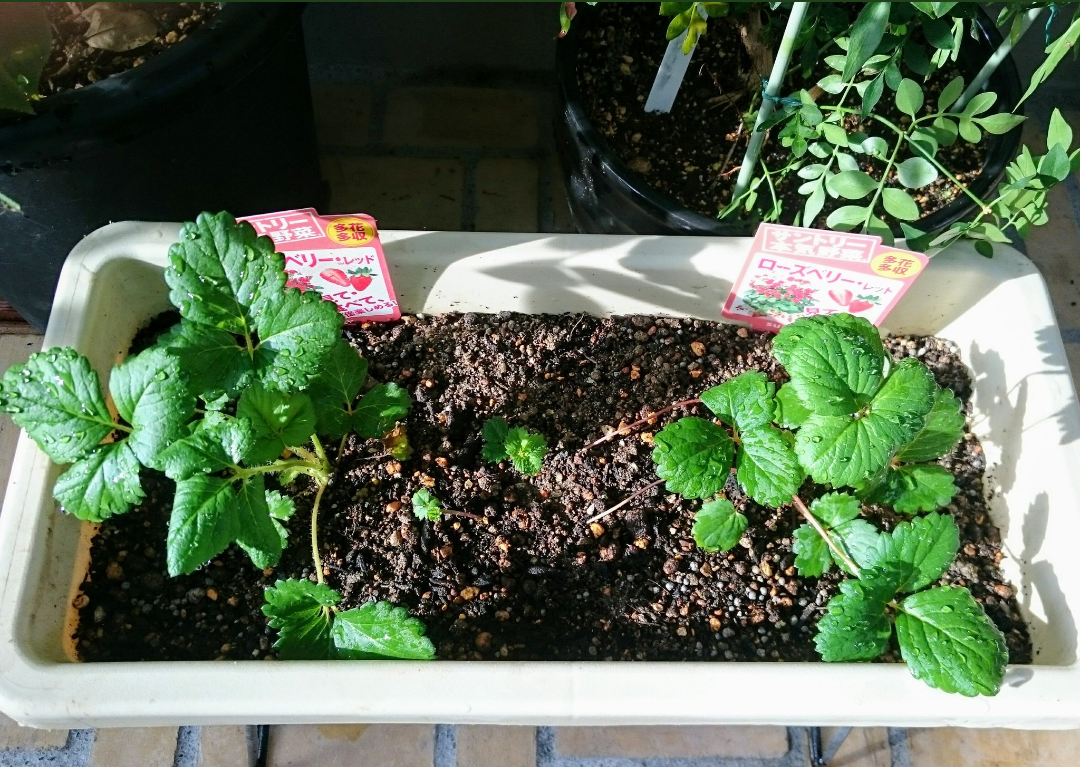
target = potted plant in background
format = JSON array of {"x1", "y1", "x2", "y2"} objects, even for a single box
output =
[
  {"x1": 0, "y1": 2, "x2": 324, "y2": 331},
  {"x1": 556, "y1": 1, "x2": 1078, "y2": 254}
]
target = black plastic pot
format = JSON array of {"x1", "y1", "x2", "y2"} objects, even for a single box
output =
[
  {"x1": 555, "y1": 6, "x2": 1023, "y2": 237},
  {"x1": 0, "y1": 3, "x2": 325, "y2": 330}
]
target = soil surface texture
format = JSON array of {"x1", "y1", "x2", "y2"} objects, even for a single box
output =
[
  {"x1": 573, "y1": 3, "x2": 986, "y2": 224},
  {"x1": 75, "y1": 313, "x2": 1031, "y2": 665}
]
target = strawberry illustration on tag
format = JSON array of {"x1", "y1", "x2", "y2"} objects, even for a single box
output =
[
  {"x1": 320, "y1": 268, "x2": 351, "y2": 287},
  {"x1": 828, "y1": 289, "x2": 853, "y2": 306},
  {"x1": 348, "y1": 267, "x2": 376, "y2": 292}
]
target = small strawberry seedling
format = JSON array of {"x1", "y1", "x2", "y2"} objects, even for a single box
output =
[
  {"x1": 481, "y1": 416, "x2": 548, "y2": 476},
  {"x1": 0, "y1": 211, "x2": 434, "y2": 662}
]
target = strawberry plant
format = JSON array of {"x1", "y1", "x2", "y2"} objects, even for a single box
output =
[
  {"x1": 593, "y1": 312, "x2": 1006, "y2": 696},
  {"x1": 481, "y1": 416, "x2": 549, "y2": 476},
  {"x1": 0, "y1": 211, "x2": 434, "y2": 662}
]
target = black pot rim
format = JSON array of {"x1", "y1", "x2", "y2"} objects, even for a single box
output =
[
  {"x1": 0, "y1": 2, "x2": 304, "y2": 164},
  {"x1": 556, "y1": 4, "x2": 1024, "y2": 238}
]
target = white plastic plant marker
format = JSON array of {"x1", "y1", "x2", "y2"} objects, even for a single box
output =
[
  {"x1": 1, "y1": 224, "x2": 1080, "y2": 729},
  {"x1": 644, "y1": 7, "x2": 707, "y2": 114}
]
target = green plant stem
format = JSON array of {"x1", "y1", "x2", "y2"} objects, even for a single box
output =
[
  {"x1": 861, "y1": 130, "x2": 906, "y2": 230},
  {"x1": 0, "y1": 191, "x2": 21, "y2": 213},
  {"x1": 311, "y1": 433, "x2": 329, "y2": 466},
  {"x1": 310, "y1": 480, "x2": 328, "y2": 585},
  {"x1": 791, "y1": 494, "x2": 862, "y2": 576},
  {"x1": 234, "y1": 458, "x2": 323, "y2": 481},
  {"x1": 758, "y1": 159, "x2": 782, "y2": 217},
  {"x1": 338, "y1": 433, "x2": 349, "y2": 459}
]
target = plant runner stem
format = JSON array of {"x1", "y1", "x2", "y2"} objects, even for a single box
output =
[
  {"x1": 790, "y1": 494, "x2": 862, "y2": 576},
  {"x1": 310, "y1": 481, "x2": 328, "y2": 586},
  {"x1": 443, "y1": 509, "x2": 483, "y2": 521},
  {"x1": 580, "y1": 398, "x2": 702, "y2": 452},
  {"x1": 729, "y1": 2, "x2": 810, "y2": 205},
  {"x1": 587, "y1": 478, "x2": 666, "y2": 524}
]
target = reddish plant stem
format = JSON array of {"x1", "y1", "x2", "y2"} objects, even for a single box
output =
[
  {"x1": 580, "y1": 398, "x2": 703, "y2": 452},
  {"x1": 790, "y1": 494, "x2": 861, "y2": 576},
  {"x1": 587, "y1": 479, "x2": 666, "y2": 524},
  {"x1": 443, "y1": 509, "x2": 483, "y2": 521}
]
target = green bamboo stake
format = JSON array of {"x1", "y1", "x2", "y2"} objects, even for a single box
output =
[
  {"x1": 955, "y1": 7, "x2": 1044, "y2": 110},
  {"x1": 729, "y1": 2, "x2": 810, "y2": 207}
]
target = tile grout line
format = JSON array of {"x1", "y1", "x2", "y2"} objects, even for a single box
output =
[
  {"x1": 887, "y1": 728, "x2": 911, "y2": 767},
  {"x1": 461, "y1": 151, "x2": 480, "y2": 232},
  {"x1": 434, "y1": 724, "x2": 458, "y2": 767},
  {"x1": 172, "y1": 726, "x2": 201, "y2": 767},
  {"x1": 0, "y1": 728, "x2": 94, "y2": 767}
]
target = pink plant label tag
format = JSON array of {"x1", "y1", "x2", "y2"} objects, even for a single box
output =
[
  {"x1": 239, "y1": 208, "x2": 400, "y2": 323},
  {"x1": 722, "y1": 223, "x2": 929, "y2": 332}
]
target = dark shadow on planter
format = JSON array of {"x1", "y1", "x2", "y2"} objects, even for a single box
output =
[{"x1": 1017, "y1": 492, "x2": 1077, "y2": 665}]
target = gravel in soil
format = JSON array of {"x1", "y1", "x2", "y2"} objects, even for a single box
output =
[
  {"x1": 574, "y1": 3, "x2": 985, "y2": 224},
  {"x1": 75, "y1": 313, "x2": 1031, "y2": 664}
]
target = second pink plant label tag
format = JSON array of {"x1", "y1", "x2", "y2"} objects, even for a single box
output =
[{"x1": 722, "y1": 223, "x2": 929, "y2": 332}]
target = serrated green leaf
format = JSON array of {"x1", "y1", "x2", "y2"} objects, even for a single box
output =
[
  {"x1": 237, "y1": 383, "x2": 316, "y2": 465},
  {"x1": 504, "y1": 426, "x2": 547, "y2": 476},
  {"x1": 263, "y1": 579, "x2": 340, "y2": 660},
  {"x1": 233, "y1": 474, "x2": 283, "y2": 570},
  {"x1": 700, "y1": 371, "x2": 776, "y2": 431},
  {"x1": 692, "y1": 498, "x2": 747, "y2": 553},
  {"x1": 843, "y1": 2, "x2": 891, "y2": 83},
  {"x1": 937, "y1": 76, "x2": 964, "y2": 112},
  {"x1": 481, "y1": 416, "x2": 510, "y2": 462},
  {"x1": 736, "y1": 425, "x2": 803, "y2": 507},
  {"x1": 165, "y1": 211, "x2": 284, "y2": 336},
  {"x1": 266, "y1": 489, "x2": 295, "y2": 520},
  {"x1": 353, "y1": 383, "x2": 412, "y2": 439},
  {"x1": 332, "y1": 601, "x2": 436, "y2": 660},
  {"x1": 831, "y1": 519, "x2": 882, "y2": 575},
  {"x1": 412, "y1": 488, "x2": 442, "y2": 521},
  {"x1": 815, "y1": 563, "x2": 906, "y2": 662},
  {"x1": 827, "y1": 170, "x2": 878, "y2": 200},
  {"x1": 773, "y1": 314, "x2": 886, "y2": 417},
  {"x1": 308, "y1": 340, "x2": 368, "y2": 440},
  {"x1": 0, "y1": 348, "x2": 116, "y2": 464},
  {"x1": 774, "y1": 382, "x2": 812, "y2": 428},
  {"x1": 1048, "y1": 108, "x2": 1073, "y2": 152},
  {"x1": 53, "y1": 442, "x2": 144, "y2": 522},
  {"x1": 652, "y1": 417, "x2": 734, "y2": 499},
  {"x1": 878, "y1": 511, "x2": 959, "y2": 592},
  {"x1": 109, "y1": 347, "x2": 193, "y2": 471},
  {"x1": 895, "y1": 78, "x2": 924, "y2": 117},
  {"x1": 882, "y1": 188, "x2": 921, "y2": 221},
  {"x1": 896, "y1": 157, "x2": 938, "y2": 189},
  {"x1": 158, "y1": 320, "x2": 253, "y2": 401},
  {"x1": 167, "y1": 475, "x2": 238, "y2": 576},
  {"x1": 252, "y1": 287, "x2": 344, "y2": 391},
  {"x1": 793, "y1": 524, "x2": 833, "y2": 577},
  {"x1": 810, "y1": 491, "x2": 861, "y2": 527},
  {"x1": 870, "y1": 358, "x2": 936, "y2": 436},
  {"x1": 895, "y1": 586, "x2": 1008, "y2": 696},
  {"x1": 796, "y1": 412, "x2": 911, "y2": 487},
  {"x1": 897, "y1": 387, "x2": 964, "y2": 462},
  {"x1": 974, "y1": 113, "x2": 1025, "y2": 135},
  {"x1": 157, "y1": 417, "x2": 251, "y2": 481},
  {"x1": 878, "y1": 464, "x2": 957, "y2": 513}
]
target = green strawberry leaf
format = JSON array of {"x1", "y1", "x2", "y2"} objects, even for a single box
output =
[
  {"x1": 157, "y1": 320, "x2": 253, "y2": 401},
  {"x1": 262, "y1": 579, "x2": 341, "y2": 660},
  {"x1": 896, "y1": 387, "x2": 964, "y2": 462},
  {"x1": 504, "y1": 426, "x2": 548, "y2": 476},
  {"x1": 53, "y1": 442, "x2": 144, "y2": 522},
  {"x1": 481, "y1": 416, "x2": 510, "y2": 462},
  {"x1": 412, "y1": 488, "x2": 443, "y2": 521},
  {"x1": 237, "y1": 384, "x2": 317, "y2": 465},
  {"x1": 266, "y1": 489, "x2": 295, "y2": 520},
  {"x1": 306, "y1": 339, "x2": 368, "y2": 440},
  {"x1": 157, "y1": 416, "x2": 252, "y2": 481},
  {"x1": 700, "y1": 371, "x2": 777, "y2": 431},
  {"x1": 866, "y1": 358, "x2": 936, "y2": 438},
  {"x1": 895, "y1": 586, "x2": 1009, "y2": 696},
  {"x1": 793, "y1": 523, "x2": 833, "y2": 577},
  {"x1": 815, "y1": 563, "x2": 907, "y2": 662},
  {"x1": 233, "y1": 475, "x2": 284, "y2": 570},
  {"x1": 876, "y1": 511, "x2": 959, "y2": 593},
  {"x1": 0, "y1": 348, "x2": 117, "y2": 464},
  {"x1": 809, "y1": 491, "x2": 861, "y2": 527},
  {"x1": 691, "y1": 498, "x2": 747, "y2": 553},
  {"x1": 353, "y1": 383, "x2": 412, "y2": 439},
  {"x1": 832, "y1": 519, "x2": 885, "y2": 575},
  {"x1": 652, "y1": 417, "x2": 734, "y2": 499},
  {"x1": 109, "y1": 347, "x2": 194, "y2": 471},
  {"x1": 331, "y1": 602, "x2": 437, "y2": 660},
  {"x1": 774, "y1": 382, "x2": 812, "y2": 428},
  {"x1": 166, "y1": 475, "x2": 239, "y2": 576},
  {"x1": 736, "y1": 425, "x2": 804, "y2": 507},
  {"x1": 875, "y1": 464, "x2": 957, "y2": 513},
  {"x1": 252, "y1": 287, "x2": 344, "y2": 392},
  {"x1": 772, "y1": 314, "x2": 886, "y2": 416}
]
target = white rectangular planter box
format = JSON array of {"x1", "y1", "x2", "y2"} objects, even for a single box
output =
[{"x1": 1, "y1": 222, "x2": 1079, "y2": 729}]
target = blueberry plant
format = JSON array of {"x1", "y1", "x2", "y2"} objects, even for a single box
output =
[
  {"x1": 0, "y1": 212, "x2": 434, "y2": 662},
  {"x1": 598, "y1": 312, "x2": 1006, "y2": 696}
]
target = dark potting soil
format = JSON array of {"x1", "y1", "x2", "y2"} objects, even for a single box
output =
[
  {"x1": 574, "y1": 3, "x2": 985, "y2": 224},
  {"x1": 37, "y1": 3, "x2": 219, "y2": 98},
  {"x1": 74, "y1": 313, "x2": 1032, "y2": 665}
]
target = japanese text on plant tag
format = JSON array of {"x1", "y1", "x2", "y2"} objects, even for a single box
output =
[
  {"x1": 239, "y1": 208, "x2": 400, "y2": 323},
  {"x1": 722, "y1": 223, "x2": 928, "y2": 332}
]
